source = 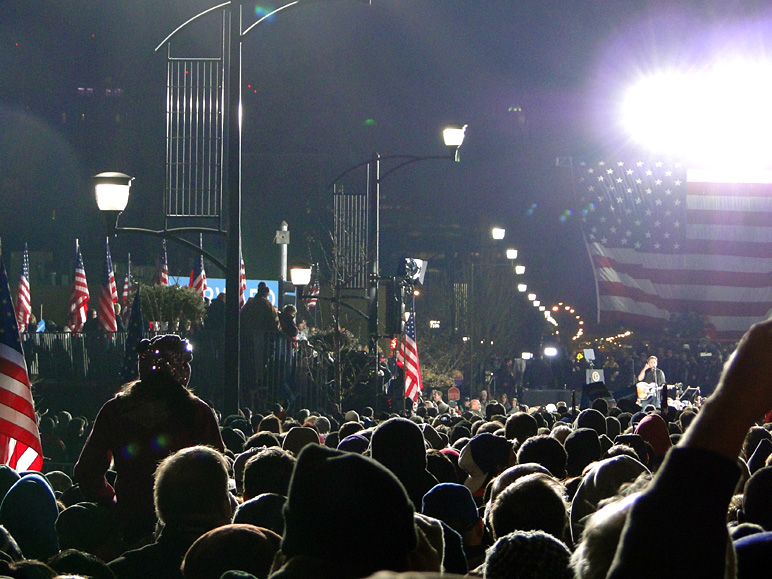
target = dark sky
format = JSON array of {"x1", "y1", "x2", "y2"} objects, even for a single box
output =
[{"x1": 2, "y1": 0, "x2": 771, "y2": 327}]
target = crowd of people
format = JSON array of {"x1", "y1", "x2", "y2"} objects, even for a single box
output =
[{"x1": 5, "y1": 320, "x2": 772, "y2": 578}]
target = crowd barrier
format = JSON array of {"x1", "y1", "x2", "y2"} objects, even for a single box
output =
[{"x1": 21, "y1": 330, "x2": 337, "y2": 414}]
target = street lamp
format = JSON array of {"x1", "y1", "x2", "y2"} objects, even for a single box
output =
[
  {"x1": 506, "y1": 249, "x2": 518, "y2": 260},
  {"x1": 491, "y1": 227, "x2": 506, "y2": 240},
  {"x1": 289, "y1": 263, "x2": 313, "y2": 287},
  {"x1": 443, "y1": 124, "x2": 468, "y2": 162},
  {"x1": 94, "y1": 172, "x2": 134, "y2": 236}
]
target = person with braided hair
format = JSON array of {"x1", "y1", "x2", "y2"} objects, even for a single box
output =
[{"x1": 74, "y1": 335, "x2": 225, "y2": 545}]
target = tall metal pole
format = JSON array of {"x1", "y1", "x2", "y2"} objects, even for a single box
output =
[
  {"x1": 277, "y1": 221, "x2": 289, "y2": 309},
  {"x1": 223, "y1": 0, "x2": 242, "y2": 416},
  {"x1": 367, "y1": 153, "x2": 380, "y2": 384}
]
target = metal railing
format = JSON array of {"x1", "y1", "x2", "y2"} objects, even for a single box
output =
[{"x1": 22, "y1": 330, "x2": 337, "y2": 414}]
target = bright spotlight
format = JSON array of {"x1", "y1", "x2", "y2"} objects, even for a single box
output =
[
  {"x1": 621, "y1": 60, "x2": 772, "y2": 166},
  {"x1": 544, "y1": 347, "x2": 558, "y2": 357}
]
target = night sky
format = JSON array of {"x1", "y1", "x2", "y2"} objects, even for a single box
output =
[{"x1": 2, "y1": 0, "x2": 771, "y2": 328}]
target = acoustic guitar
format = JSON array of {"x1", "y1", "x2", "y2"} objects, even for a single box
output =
[{"x1": 636, "y1": 381, "x2": 658, "y2": 399}]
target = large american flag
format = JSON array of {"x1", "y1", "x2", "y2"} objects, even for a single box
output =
[
  {"x1": 577, "y1": 161, "x2": 772, "y2": 339},
  {"x1": 14, "y1": 244, "x2": 31, "y2": 334},
  {"x1": 68, "y1": 241, "x2": 90, "y2": 332},
  {"x1": 98, "y1": 238, "x2": 118, "y2": 332},
  {"x1": 0, "y1": 254, "x2": 43, "y2": 471},
  {"x1": 396, "y1": 310, "x2": 423, "y2": 403}
]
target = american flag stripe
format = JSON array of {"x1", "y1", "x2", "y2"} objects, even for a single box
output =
[
  {"x1": 593, "y1": 254, "x2": 772, "y2": 293},
  {"x1": 581, "y1": 161, "x2": 772, "y2": 338},
  {"x1": 0, "y1": 379, "x2": 38, "y2": 428},
  {"x1": 0, "y1": 257, "x2": 42, "y2": 472},
  {"x1": 595, "y1": 279, "x2": 771, "y2": 316}
]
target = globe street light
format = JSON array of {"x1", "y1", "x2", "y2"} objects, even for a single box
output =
[
  {"x1": 94, "y1": 172, "x2": 226, "y2": 271},
  {"x1": 94, "y1": 172, "x2": 134, "y2": 237}
]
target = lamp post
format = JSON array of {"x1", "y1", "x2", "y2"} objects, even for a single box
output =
[{"x1": 329, "y1": 124, "x2": 467, "y2": 390}]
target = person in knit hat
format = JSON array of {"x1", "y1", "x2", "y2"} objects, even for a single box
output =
[
  {"x1": 575, "y1": 409, "x2": 607, "y2": 437},
  {"x1": 370, "y1": 417, "x2": 439, "y2": 508},
  {"x1": 516, "y1": 434, "x2": 568, "y2": 479},
  {"x1": 272, "y1": 443, "x2": 419, "y2": 579},
  {"x1": 564, "y1": 428, "x2": 601, "y2": 478},
  {"x1": 56, "y1": 501, "x2": 126, "y2": 564},
  {"x1": 422, "y1": 483, "x2": 485, "y2": 568},
  {"x1": 484, "y1": 530, "x2": 573, "y2": 579},
  {"x1": 459, "y1": 433, "x2": 515, "y2": 502},
  {"x1": 634, "y1": 413, "x2": 672, "y2": 469},
  {"x1": 337, "y1": 433, "x2": 370, "y2": 454},
  {"x1": 0, "y1": 473, "x2": 59, "y2": 561}
]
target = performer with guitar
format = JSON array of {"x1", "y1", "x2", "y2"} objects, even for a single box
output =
[{"x1": 637, "y1": 355, "x2": 666, "y2": 406}]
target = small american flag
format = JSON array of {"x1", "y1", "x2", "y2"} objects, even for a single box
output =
[
  {"x1": 577, "y1": 161, "x2": 772, "y2": 338},
  {"x1": 396, "y1": 310, "x2": 422, "y2": 403},
  {"x1": 122, "y1": 253, "x2": 132, "y2": 306},
  {"x1": 14, "y1": 244, "x2": 31, "y2": 334},
  {"x1": 98, "y1": 238, "x2": 118, "y2": 332},
  {"x1": 239, "y1": 252, "x2": 247, "y2": 309},
  {"x1": 68, "y1": 240, "x2": 90, "y2": 332},
  {"x1": 189, "y1": 237, "x2": 207, "y2": 299},
  {"x1": 0, "y1": 253, "x2": 43, "y2": 471},
  {"x1": 305, "y1": 279, "x2": 320, "y2": 310},
  {"x1": 159, "y1": 241, "x2": 169, "y2": 286}
]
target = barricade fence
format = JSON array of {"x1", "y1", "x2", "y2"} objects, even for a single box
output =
[{"x1": 22, "y1": 330, "x2": 337, "y2": 415}]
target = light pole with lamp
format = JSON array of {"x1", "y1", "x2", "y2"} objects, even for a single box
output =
[
  {"x1": 327, "y1": 124, "x2": 467, "y2": 397},
  {"x1": 98, "y1": 0, "x2": 376, "y2": 416}
]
